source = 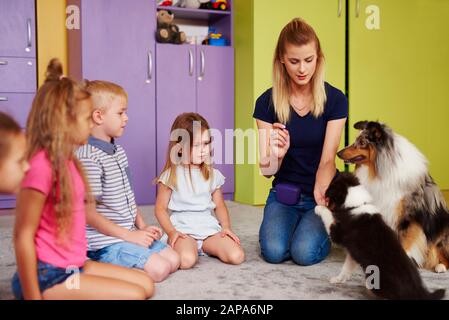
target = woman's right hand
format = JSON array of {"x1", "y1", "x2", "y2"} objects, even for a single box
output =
[
  {"x1": 270, "y1": 123, "x2": 290, "y2": 159},
  {"x1": 124, "y1": 230, "x2": 155, "y2": 247},
  {"x1": 168, "y1": 230, "x2": 187, "y2": 247}
]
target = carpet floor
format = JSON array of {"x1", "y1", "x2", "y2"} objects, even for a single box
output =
[{"x1": 0, "y1": 201, "x2": 447, "y2": 300}]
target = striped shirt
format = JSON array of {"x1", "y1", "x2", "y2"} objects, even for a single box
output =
[{"x1": 76, "y1": 136, "x2": 137, "y2": 251}]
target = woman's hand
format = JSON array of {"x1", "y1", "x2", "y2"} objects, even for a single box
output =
[
  {"x1": 314, "y1": 184, "x2": 328, "y2": 206},
  {"x1": 168, "y1": 230, "x2": 187, "y2": 247},
  {"x1": 220, "y1": 228, "x2": 241, "y2": 245},
  {"x1": 142, "y1": 225, "x2": 163, "y2": 240},
  {"x1": 270, "y1": 123, "x2": 290, "y2": 159}
]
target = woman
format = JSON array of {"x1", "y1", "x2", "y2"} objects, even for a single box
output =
[{"x1": 253, "y1": 18, "x2": 348, "y2": 266}]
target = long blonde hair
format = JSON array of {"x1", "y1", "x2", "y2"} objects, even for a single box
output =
[
  {"x1": 26, "y1": 58, "x2": 93, "y2": 239},
  {"x1": 272, "y1": 17, "x2": 326, "y2": 123},
  {"x1": 157, "y1": 113, "x2": 212, "y2": 190}
]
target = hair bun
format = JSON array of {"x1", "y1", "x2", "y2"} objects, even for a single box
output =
[{"x1": 45, "y1": 58, "x2": 64, "y2": 82}]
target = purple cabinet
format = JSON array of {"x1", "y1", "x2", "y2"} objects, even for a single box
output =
[
  {"x1": 0, "y1": 0, "x2": 36, "y2": 209},
  {"x1": 0, "y1": 93, "x2": 35, "y2": 128},
  {"x1": 196, "y1": 46, "x2": 234, "y2": 195},
  {"x1": 0, "y1": 0, "x2": 36, "y2": 58},
  {"x1": 70, "y1": 0, "x2": 157, "y2": 204},
  {"x1": 156, "y1": 44, "x2": 197, "y2": 175},
  {"x1": 0, "y1": 57, "x2": 36, "y2": 92},
  {"x1": 70, "y1": 1, "x2": 235, "y2": 204},
  {"x1": 156, "y1": 45, "x2": 235, "y2": 197}
]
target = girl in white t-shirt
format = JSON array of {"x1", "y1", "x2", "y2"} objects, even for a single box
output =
[{"x1": 155, "y1": 113, "x2": 245, "y2": 269}]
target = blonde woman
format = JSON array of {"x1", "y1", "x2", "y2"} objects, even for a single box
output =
[{"x1": 253, "y1": 18, "x2": 348, "y2": 266}]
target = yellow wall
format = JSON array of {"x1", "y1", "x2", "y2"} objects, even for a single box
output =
[{"x1": 36, "y1": 0, "x2": 68, "y2": 86}]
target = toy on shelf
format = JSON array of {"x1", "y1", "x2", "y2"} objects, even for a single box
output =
[
  {"x1": 210, "y1": 0, "x2": 228, "y2": 11},
  {"x1": 202, "y1": 28, "x2": 227, "y2": 46},
  {"x1": 156, "y1": 10, "x2": 186, "y2": 44},
  {"x1": 177, "y1": 0, "x2": 210, "y2": 9},
  {"x1": 157, "y1": 0, "x2": 172, "y2": 6},
  {"x1": 158, "y1": 0, "x2": 182, "y2": 6}
]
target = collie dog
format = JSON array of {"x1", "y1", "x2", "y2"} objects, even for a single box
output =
[
  {"x1": 337, "y1": 121, "x2": 449, "y2": 273},
  {"x1": 315, "y1": 172, "x2": 445, "y2": 300}
]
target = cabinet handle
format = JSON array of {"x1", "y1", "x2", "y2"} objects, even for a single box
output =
[
  {"x1": 355, "y1": 0, "x2": 361, "y2": 18},
  {"x1": 0, "y1": 97, "x2": 8, "y2": 102},
  {"x1": 146, "y1": 51, "x2": 153, "y2": 84},
  {"x1": 198, "y1": 50, "x2": 205, "y2": 81},
  {"x1": 189, "y1": 49, "x2": 194, "y2": 76},
  {"x1": 338, "y1": 0, "x2": 342, "y2": 17},
  {"x1": 26, "y1": 19, "x2": 32, "y2": 52},
  {"x1": 0, "y1": 61, "x2": 8, "y2": 65}
]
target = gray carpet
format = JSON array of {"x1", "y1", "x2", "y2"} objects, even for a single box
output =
[{"x1": 1, "y1": 201, "x2": 447, "y2": 300}]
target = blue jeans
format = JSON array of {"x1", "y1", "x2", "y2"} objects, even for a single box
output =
[
  {"x1": 259, "y1": 189, "x2": 331, "y2": 266},
  {"x1": 87, "y1": 240, "x2": 167, "y2": 270},
  {"x1": 11, "y1": 260, "x2": 83, "y2": 300}
]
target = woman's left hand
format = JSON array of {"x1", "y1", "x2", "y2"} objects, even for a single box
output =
[
  {"x1": 314, "y1": 185, "x2": 327, "y2": 206},
  {"x1": 220, "y1": 228, "x2": 241, "y2": 245}
]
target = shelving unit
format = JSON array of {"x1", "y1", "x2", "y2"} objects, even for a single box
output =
[{"x1": 156, "y1": 1, "x2": 233, "y2": 46}]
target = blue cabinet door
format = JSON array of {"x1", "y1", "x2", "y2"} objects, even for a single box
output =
[
  {"x1": 79, "y1": 0, "x2": 157, "y2": 204},
  {"x1": 0, "y1": 0, "x2": 36, "y2": 58}
]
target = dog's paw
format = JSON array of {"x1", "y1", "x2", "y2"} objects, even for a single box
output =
[
  {"x1": 435, "y1": 263, "x2": 447, "y2": 273},
  {"x1": 330, "y1": 274, "x2": 350, "y2": 284},
  {"x1": 314, "y1": 205, "x2": 327, "y2": 217}
]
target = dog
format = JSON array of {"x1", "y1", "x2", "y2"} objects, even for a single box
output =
[
  {"x1": 337, "y1": 121, "x2": 449, "y2": 273},
  {"x1": 315, "y1": 172, "x2": 446, "y2": 300}
]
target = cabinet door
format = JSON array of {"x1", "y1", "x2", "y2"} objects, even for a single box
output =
[
  {"x1": 156, "y1": 44, "x2": 197, "y2": 176},
  {"x1": 0, "y1": 93, "x2": 35, "y2": 128},
  {"x1": 196, "y1": 46, "x2": 235, "y2": 196},
  {"x1": 349, "y1": 0, "x2": 449, "y2": 189},
  {"x1": 0, "y1": 0, "x2": 36, "y2": 58},
  {"x1": 0, "y1": 57, "x2": 36, "y2": 92},
  {"x1": 80, "y1": 0, "x2": 157, "y2": 204}
]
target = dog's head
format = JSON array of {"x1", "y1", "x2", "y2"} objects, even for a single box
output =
[
  {"x1": 337, "y1": 121, "x2": 392, "y2": 166},
  {"x1": 325, "y1": 172, "x2": 372, "y2": 210}
]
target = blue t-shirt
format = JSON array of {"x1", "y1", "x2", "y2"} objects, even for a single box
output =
[{"x1": 253, "y1": 82, "x2": 348, "y2": 196}]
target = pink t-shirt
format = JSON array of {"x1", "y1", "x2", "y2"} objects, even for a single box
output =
[{"x1": 21, "y1": 150, "x2": 87, "y2": 268}]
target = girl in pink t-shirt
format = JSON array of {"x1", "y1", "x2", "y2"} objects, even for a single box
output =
[{"x1": 12, "y1": 59, "x2": 154, "y2": 300}]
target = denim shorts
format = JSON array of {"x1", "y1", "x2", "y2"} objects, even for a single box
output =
[
  {"x1": 11, "y1": 260, "x2": 84, "y2": 300},
  {"x1": 87, "y1": 240, "x2": 167, "y2": 270}
]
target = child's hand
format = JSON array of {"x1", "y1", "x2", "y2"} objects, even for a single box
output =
[
  {"x1": 168, "y1": 230, "x2": 187, "y2": 247},
  {"x1": 142, "y1": 225, "x2": 163, "y2": 240},
  {"x1": 125, "y1": 230, "x2": 155, "y2": 248},
  {"x1": 220, "y1": 228, "x2": 241, "y2": 245}
]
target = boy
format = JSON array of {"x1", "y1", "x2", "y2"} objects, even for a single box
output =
[{"x1": 77, "y1": 81, "x2": 180, "y2": 282}]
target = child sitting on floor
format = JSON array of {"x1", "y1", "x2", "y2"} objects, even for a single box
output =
[
  {"x1": 12, "y1": 59, "x2": 154, "y2": 300},
  {"x1": 77, "y1": 80, "x2": 180, "y2": 282},
  {"x1": 155, "y1": 112, "x2": 245, "y2": 269}
]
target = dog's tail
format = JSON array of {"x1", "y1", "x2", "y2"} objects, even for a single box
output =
[{"x1": 426, "y1": 288, "x2": 446, "y2": 300}]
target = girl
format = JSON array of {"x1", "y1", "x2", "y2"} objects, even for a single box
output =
[
  {"x1": 12, "y1": 59, "x2": 154, "y2": 300},
  {"x1": 253, "y1": 18, "x2": 348, "y2": 266},
  {"x1": 0, "y1": 112, "x2": 29, "y2": 194},
  {"x1": 155, "y1": 113, "x2": 245, "y2": 269}
]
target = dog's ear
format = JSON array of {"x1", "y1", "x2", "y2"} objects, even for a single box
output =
[
  {"x1": 367, "y1": 122, "x2": 384, "y2": 143},
  {"x1": 354, "y1": 121, "x2": 368, "y2": 130}
]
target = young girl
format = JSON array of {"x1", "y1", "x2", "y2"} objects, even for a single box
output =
[
  {"x1": 0, "y1": 112, "x2": 29, "y2": 194},
  {"x1": 155, "y1": 112, "x2": 245, "y2": 269},
  {"x1": 12, "y1": 59, "x2": 154, "y2": 300}
]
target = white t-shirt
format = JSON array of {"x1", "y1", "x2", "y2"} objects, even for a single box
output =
[{"x1": 158, "y1": 166, "x2": 225, "y2": 239}]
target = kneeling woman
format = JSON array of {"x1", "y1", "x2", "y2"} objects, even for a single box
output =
[{"x1": 253, "y1": 18, "x2": 348, "y2": 266}]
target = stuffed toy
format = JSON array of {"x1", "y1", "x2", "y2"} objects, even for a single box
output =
[
  {"x1": 178, "y1": 0, "x2": 210, "y2": 9},
  {"x1": 156, "y1": 10, "x2": 186, "y2": 44}
]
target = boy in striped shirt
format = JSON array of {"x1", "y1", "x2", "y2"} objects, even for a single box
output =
[{"x1": 77, "y1": 80, "x2": 180, "y2": 282}]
